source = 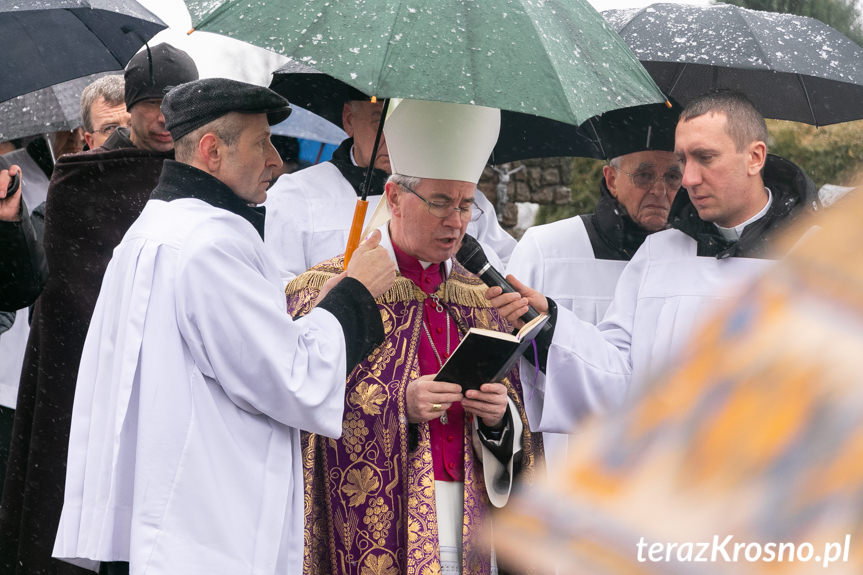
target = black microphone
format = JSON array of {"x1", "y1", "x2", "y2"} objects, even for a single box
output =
[{"x1": 456, "y1": 233, "x2": 542, "y2": 325}]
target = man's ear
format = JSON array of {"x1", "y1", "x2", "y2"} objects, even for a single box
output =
[
  {"x1": 199, "y1": 133, "x2": 222, "y2": 172},
  {"x1": 342, "y1": 102, "x2": 355, "y2": 138},
  {"x1": 385, "y1": 180, "x2": 400, "y2": 216},
  {"x1": 602, "y1": 164, "x2": 619, "y2": 199},
  {"x1": 747, "y1": 140, "x2": 767, "y2": 176}
]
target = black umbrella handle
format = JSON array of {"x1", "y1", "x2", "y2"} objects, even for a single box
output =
[
  {"x1": 4, "y1": 172, "x2": 20, "y2": 198},
  {"x1": 360, "y1": 98, "x2": 390, "y2": 201}
]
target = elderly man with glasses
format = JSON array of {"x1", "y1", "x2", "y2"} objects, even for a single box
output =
[
  {"x1": 504, "y1": 102, "x2": 683, "y2": 476},
  {"x1": 285, "y1": 99, "x2": 539, "y2": 575}
]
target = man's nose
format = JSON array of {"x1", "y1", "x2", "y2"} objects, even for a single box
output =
[
  {"x1": 647, "y1": 177, "x2": 668, "y2": 195},
  {"x1": 442, "y1": 208, "x2": 463, "y2": 226},
  {"x1": 681, "y1": 163, "x2": 700, "y2": 188},
  {"x1": 267, "y1": 142, "x2": 283, "y2": 169}
]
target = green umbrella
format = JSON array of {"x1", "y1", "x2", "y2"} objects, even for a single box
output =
[{"x1": 187, "y1": 0, "x2": 665, "y2": 127}]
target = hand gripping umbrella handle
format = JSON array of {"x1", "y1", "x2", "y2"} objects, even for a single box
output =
[{"x1": 343, "y1": 198, "x2": 369, "y2": 269}]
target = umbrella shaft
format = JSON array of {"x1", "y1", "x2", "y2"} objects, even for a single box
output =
[
  {"x1": 343, "y1": 199, "x2": 369, "y2": 269},
  {"x1": 360, "y1": 98, "x2": 390, "y2": 200}
]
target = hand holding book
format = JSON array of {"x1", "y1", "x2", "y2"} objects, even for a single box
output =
[{"x1": 434, "y1": 313, "x2": 550, "y2": 392}]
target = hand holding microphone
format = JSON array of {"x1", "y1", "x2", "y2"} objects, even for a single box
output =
[{"x1": 456, "y1": 234, "x2": 550, "y2": 330}]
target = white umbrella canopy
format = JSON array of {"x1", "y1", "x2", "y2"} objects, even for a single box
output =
[{"x1": 270, "y1": 105, "x2": 347, "y2": 146}]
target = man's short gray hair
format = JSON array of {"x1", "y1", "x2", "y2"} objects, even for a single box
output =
[
  {"x1": 173, "y1": 112, "x2": 246, "y2": 163},
  {"x1": 80, "y1": 75, "x2": 125, "y2": 132},
  {"x1": 679, "y1": 90, "x2": 768, "y2": 152},
  {"x1": 387, "y1": 173, "x2": 422, "y2": 190}
]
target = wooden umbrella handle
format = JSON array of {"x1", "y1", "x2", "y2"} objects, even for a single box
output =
[{"x1": 343, "y1": 198, "x2": 369, "y2": 269}]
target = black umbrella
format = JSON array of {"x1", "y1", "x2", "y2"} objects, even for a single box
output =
[
  {"x1": 0, "y1": 72, "x2": 116, "y2": 141},
  {"x1": 0, "y1": 1, "x2": 166, "y2": 103},
  {"x1": 269, "y1": 60, "x2": 603, "y2": 164},
  {"x1": 603, "y1": 3, "x2": 863, "y2": 126}
]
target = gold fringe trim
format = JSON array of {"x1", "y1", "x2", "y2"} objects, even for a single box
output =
[
  {"x1": 284, "y1": 269, "x2": 336, "y2": 296},
  {"x1": 284, "y1": 256, "x2": 492, "y2": 309}
]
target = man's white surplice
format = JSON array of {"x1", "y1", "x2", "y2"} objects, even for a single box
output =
[{"x1": 54, "y1": 197, "x2": 348, "y2": 575}]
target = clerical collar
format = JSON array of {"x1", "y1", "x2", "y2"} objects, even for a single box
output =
[
  {"x1": 327, "y1": 138, "x2": 389, "y2": 197},
  {"x1": 715, "y1": 187, "x2": 773, "y2": 242},
  {"x1": 150, "y1": 160, "x2": 266, "y2": 239},
  {"x1": 378, "y1": 224, "x2": 453, "y2": 278}
]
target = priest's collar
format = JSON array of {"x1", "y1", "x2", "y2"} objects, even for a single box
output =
[
  {"x1": 379, "y1": 224, "x2": 453, "y2": 278},
  {"x1": 150, "y1": 160, "x2": 266, "y2": 239},
  {"x1": 714, "y1": 187, "x2": 773, "y2": 242},
  {"x1": 328, "y1": 137, "x2": 389, "y2": 197}
]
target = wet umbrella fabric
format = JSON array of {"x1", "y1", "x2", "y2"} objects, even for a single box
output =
[
  {"x1": 0, "y1": 1, "x2": 166, "y2": 103},
  {"x1": 189, "y1": 0, "x2": 664, "y2": 264},
  {"x1": 188, "y1": 0, "x2": 665, "y2": 128},
  {"x1": 604, "y1": 3, "x2": 863, "y2": 126},
  {"x1": 0, "y1": 72, "x2": 113, "y2": 142},
  {"x1": 269, "y1": 60, "x2": 602, "y2": 163}
]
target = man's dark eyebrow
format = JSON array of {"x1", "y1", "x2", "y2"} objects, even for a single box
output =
[
  {"x1": 634, "y1": 162, "x2": 658, "y2": 171},
  {"x1": 690, "y1": 146, "x2": 720, "y2": 156}
]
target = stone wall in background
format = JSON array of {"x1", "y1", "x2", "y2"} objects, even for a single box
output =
[{"x1": 477, "y1": 157, "x2": 574, "y2": 238}]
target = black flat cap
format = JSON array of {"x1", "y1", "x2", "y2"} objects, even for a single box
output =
[
  {"x1": 162, "y1": 78, "x2": 292, "y2": 141},
  {"x1": 595, "y1": 99, "x2": 682, "y2": 160},
  {"x1": 125, "y1": 43, "x2": 199, "y2": 110}
]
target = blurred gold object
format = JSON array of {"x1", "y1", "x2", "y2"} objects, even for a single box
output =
[{"x1": 495, "y1": 187, "x2": 863, "y2": 574}]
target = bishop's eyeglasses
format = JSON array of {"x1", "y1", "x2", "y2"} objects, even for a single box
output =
[{"x1": 399, "y1": 182, "x2": 484, "y2": 222}]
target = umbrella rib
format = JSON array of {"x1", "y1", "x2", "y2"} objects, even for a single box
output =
[
  {"x1": 734, "y1": 8, "x2": 815, "y2": 124},
  {"x1": 585, "y1": 118, "x2": 606, "y2": 159},
  {"x1": 729, "y1": 8, "x2": 773, "y2": 70},
  {"x1": 515, "y1": 5, "x2": 581, "y2": 124},
  {"x1": 614, "y1": 9, "x2": 640, "y2": 40},
  {"x1": 375, "y1": 4, "x2": 411, "y2": 97},
  {"x1": 72, "y1": 9, "x2": 129, "y2": 66},
  {"x1": 796, "y1": 73, "x2": 818, "y2": 127},
  {"x1": 667, "y1": 63, "x2": 688, "y2": 97}
]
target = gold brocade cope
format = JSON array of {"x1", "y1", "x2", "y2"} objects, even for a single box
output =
[
  {"x1": 286, "y1": 255, "x2": 540, "y2": 575},
  {"x1": 493, "y1": 188, "x2": 863, "y2": 574}
]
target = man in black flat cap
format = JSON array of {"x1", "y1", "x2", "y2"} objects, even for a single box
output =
[
  {"x1": 52, "y1": 78, "x2": 396, "y2": 575},
  {"x1": 0, "y1": 43, "x2": 201, "y2": 575}
]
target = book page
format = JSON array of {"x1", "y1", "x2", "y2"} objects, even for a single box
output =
[
  {"x1": 465, "y1": 327, "x2": 518, "y2": 342},
  {"x1": 517, "y1": 313, "x2": 549, "y2": 340}
]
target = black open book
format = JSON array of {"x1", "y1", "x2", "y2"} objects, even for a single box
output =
[{"x1": 434, "y1": 314, "x2": 550, "y2": 392}]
